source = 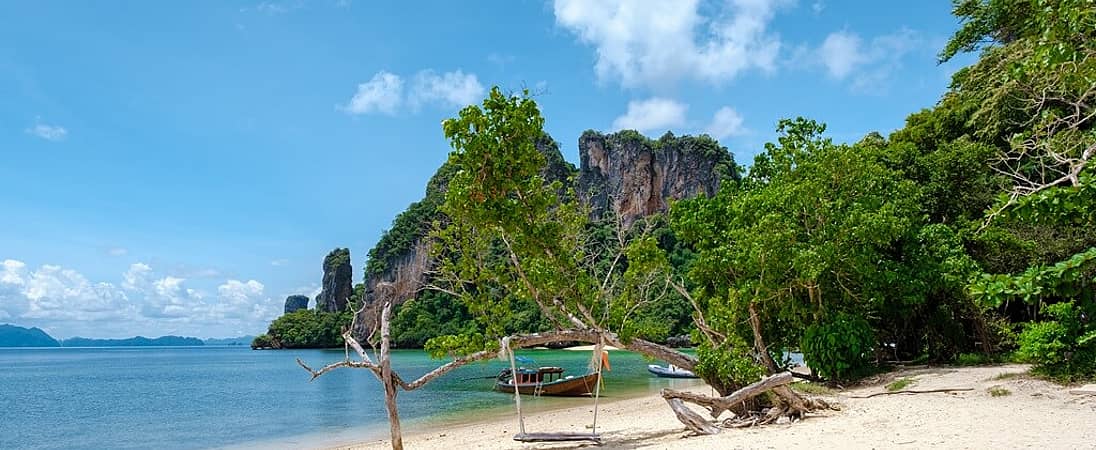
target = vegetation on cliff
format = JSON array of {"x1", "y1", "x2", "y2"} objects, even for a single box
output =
[
  {"x1": 252, "y1": 309, "x2": 352, "y2": 349},
  {"x1": 293, "y1": 1, "x2": 1095, "y2": 383}
]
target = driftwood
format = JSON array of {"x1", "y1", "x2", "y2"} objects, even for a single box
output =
[
  {"x1": 851, "y1": 388, "x2": 973, "y2": 399},
  {"x1": 661, "y1": 372, "x2": 836, "y2": 435}
]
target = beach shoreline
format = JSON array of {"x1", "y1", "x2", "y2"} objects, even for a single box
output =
[{"x1": 327, "y1": 364, "x2": 1096, "y2": 450}]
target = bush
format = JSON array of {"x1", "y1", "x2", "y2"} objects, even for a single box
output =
[
  {"x1": 1016, "y1": 301, "x2": 1096, "y2": 381},
  {"x1": 801, "y1": 312, "x2": 875, "y2": 381}
]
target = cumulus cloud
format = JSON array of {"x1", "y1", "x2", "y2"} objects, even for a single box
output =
[
  {"x1": 6, "y1": 262, "x2": 133, "y2": 322},
  {"x1": 815, "y1": 28, "x2": 922, "y2": 92},
  {"x1": 408, "y1": 70, "x2": 485, "y2": 110},
  {"x1": 0, "y1": 259, "x2": 277, "y2": 338},
  {"x1": 25, "y1": 123, "x2": 68, "y2": 141},
  {"x1": 553, "y1": 0, "x2": 788, "y2": 89},
  {"x1": 343, "y1": 69, "x2": 484, "y2": 115},
  {"x1": 612, "y1": 98, "x2": 688, "y2": 133},
  {"x1": 343, "y1": 71, "x2": 404, "y2": 115},
  {"x1": 705, "y1": 106, "x2": 747, "y2": 140}
]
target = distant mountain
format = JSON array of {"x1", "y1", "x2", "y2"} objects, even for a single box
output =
[
  {"x1": 0, "y1": 324, "x2": 61, "y2": 347},
  {"x1": 203, "y1": 336, "x2": 255, "y2": 346},
  {"x1": 62, "y1": 335, "x2": 205, "y2": 347}
]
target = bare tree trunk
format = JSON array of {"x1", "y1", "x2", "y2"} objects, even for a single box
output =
[{"x1": 378, "y1": 302, "x2": 402, "y2": 450}]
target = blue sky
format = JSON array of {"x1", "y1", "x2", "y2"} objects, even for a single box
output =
[{"x1": 1, "y1": 0, "x2": 974, "y2": 338}]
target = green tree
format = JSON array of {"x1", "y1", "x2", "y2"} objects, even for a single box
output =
[{"x1": 672, "y1": 118, "x2": 928, "y2": 380}]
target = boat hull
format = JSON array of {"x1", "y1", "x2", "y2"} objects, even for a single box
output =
[
  {"x1": 495, "y1": 372, "x2": 601, "y2": 396},
  {"x1": 647, "y1": 364, "x2": 699, "y2": 379}
]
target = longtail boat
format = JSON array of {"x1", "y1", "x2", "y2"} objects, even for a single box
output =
[{"x1": 494, "y1": 367, "x2": 600, "y2": 396}]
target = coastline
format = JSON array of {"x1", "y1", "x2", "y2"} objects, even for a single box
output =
[{"x1": 327, "y1": 364, "x2": 1096, "y2": 450}]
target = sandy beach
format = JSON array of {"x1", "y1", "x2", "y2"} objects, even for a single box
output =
[{"x1": 334, "y1": 364, "x2": 1096, "y2": 450}]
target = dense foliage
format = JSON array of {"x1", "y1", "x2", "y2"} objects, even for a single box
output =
[
  {"x1": 282, "y1": 1, "x2": 1096, "y2": 384},
  {"x1": 252, "y1": 309, "x2": 352, "y2": 349}
]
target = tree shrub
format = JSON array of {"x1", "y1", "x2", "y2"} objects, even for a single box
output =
[{"x1": 801, "y1": 312, "x2": 875, "y2": 380}]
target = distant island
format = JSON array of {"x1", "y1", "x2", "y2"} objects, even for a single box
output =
[
  {"x1": 62, "y1": 335, "x2": 206, "y2": 347},
  {"x1": 202, "y1": 336, "x2": 256, "y2": 346},
  {"x1": 0, "y1": 324, "x2": 61, "y2": 347},
  {"x1": 0, "y1": 324, "x2": 254, "y2": 348}
]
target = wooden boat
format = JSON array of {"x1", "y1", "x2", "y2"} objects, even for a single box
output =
[
  {"x1": 647, "y1": 364, "x2": 699, "y2": 379},
  {"x1": 495, "y1": 367, "x2": 601, "y2": 396}
]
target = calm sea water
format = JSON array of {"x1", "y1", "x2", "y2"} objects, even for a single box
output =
[{"x1": 0, "y1": 346, "x2": 704, "y2": 450}]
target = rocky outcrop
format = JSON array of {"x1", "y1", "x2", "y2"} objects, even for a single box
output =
[
  {"x1": 352, "y1": 131, "x2": 737, "y2": 338},
  {"x1": 284, "y1": 295, "x2": 310, "y2": 314},
  {"x1": 353, "y1": 136, "x2": 576, "y2": 338},
  {"x1": 577, "y1": 130, "x2": 738, "y2": 223},
  {"x1": 315, "y1": 248, "x2": 353, "y2": 313}
]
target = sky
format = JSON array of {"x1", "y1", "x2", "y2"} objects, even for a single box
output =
[{"x1": 0, "y1": 0, "x2": 975, "y2": 339}]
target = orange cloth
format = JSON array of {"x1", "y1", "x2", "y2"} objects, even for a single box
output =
[{"x1": 601, "y1": 350, "x2": 611, "y2": 371}]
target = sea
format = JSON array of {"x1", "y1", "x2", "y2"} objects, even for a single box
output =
[{"x1": 0, "y1": 346, "x2": 709, "y2": 450}]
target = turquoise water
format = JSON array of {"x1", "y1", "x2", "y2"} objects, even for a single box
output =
[{"x1": 0, "y1": 346, "x2": 702, "y2": 450}]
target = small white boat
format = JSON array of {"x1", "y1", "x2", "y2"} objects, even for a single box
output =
[{"x1": 647, "y1": 364, "x2": 699, "y2": 379}]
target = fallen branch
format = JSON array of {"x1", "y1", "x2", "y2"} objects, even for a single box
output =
[{"x1": 851, "y1": 388, "x2": 974, "y2": 399}]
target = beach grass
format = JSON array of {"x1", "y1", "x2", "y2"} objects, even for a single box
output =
[
  {"x1": 790, "y1": 382, "x2": 835, "y2": 395},
  {"x1": 886, "y1": 377, "x2": 915, "y2": 391}
]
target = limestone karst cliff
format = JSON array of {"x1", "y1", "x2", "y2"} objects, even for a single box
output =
[
  {"x1": 315, "y1": 248, "x2": 353, "y2": 313},
  {"x1": 283, "y1": 295, "x2": 309, "y2": 314},
  {"x1": 354, "y1": 130, "x2": 738, "y2": 340},
  {"x1": 577, "y1": 130, "x2": 738, "y2": 223}
]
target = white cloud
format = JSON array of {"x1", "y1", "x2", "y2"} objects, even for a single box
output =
[
  {"x1": 106, "y1": 247, "x2": 128, "y2": 257},
  {"x1": 343, "y1": 69, "x2": 485, "y2": 115},
  {"x1": 612, "y1": 98, "x2": 688, "y2": 133},
  {"x1": 812, "y1": 1, "x2": 824, "y2": 14},
  {"x1": 0, "y1": 259, "x2": 277, "y2": 338},
  {"x1": 815, "y1": 28, "x2": 922, "y2": 92},
  {"x1": 553, "y1": 0, "x2": 788, "y2": 89},
  {"x1": 12, "y1": 263, "x2": 133, "y2": 322},
  {"x1": 705, "y1": 106, "x2": 746, "y2": 139},
  {"x1": 218, "y1": 279, "x2": 264, "y2": 304},
  {"x1": 408, "y1": 70, "x2": 484, "y2": 110},
  {"x1": 343, "y1": 71, "x2": 404, "y2": 115},
  {"x1": 25, "y1": 123, "x2": 68, "y2": 141},
  {"x1": 122, "y1": 262, "x2": 152, "y2": 291},
  {"x1": 819, "y1": 31, "x2": 867, "y2": 79},
  {"x1": 270, "y1": 258, "x2": 289, "y2": 266}
]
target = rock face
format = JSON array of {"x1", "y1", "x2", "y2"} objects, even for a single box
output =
[
  {"x1": 353, "y1": 130, "x2": 738, "y2": 338},
  {"x1": 315, "y1": 248, "x2": 353, "y2": 313},
  {"x1": 284, "y1": 295, "x2": 310, "y2": 314},
  {"x1": 353, "y1": 137, "x2": 576, "y2": 338},
  {"x1": 577, "y1": 130, "x2": 737, "y2": 223}
]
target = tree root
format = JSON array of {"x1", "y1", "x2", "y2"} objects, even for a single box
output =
[{"x1": 661, "y1": 372, "x2": 839, "y2": 435}]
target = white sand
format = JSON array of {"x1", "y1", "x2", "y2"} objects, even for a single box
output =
[{"x1": 333, "y1": 364, "x2": 1096, "y2": 450}]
